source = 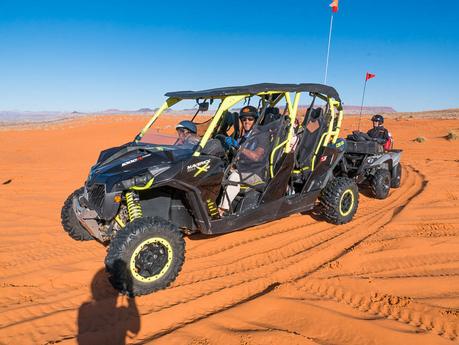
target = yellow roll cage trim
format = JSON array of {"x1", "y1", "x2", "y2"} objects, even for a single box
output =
[
  {"x1": 135, "y1": 90, "x2": 343, "y2": 175},
  {"x1": 293, "y1": 96, "x2": 343, "y2": 173},
  {"x1": 269, "y1": 137, "x2": 289, "y2": 178},
  {"x1": 193, "y1": 94, "x2": 248, "y2": 157},
  {"x1": 136, "y1": 97, "x2": 180, "y2": 143}
]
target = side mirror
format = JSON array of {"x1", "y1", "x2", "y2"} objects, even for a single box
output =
[{"x1": 198, "y1": 101, "x2": 209, "y2": 112}]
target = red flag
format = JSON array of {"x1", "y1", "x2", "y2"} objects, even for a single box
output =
[
  {"x1": 366, "y1": 72, "x2": 376, "y2": 81},
  {"x1": 329, "y1": 0, "x2": 339, "y2": 13}
]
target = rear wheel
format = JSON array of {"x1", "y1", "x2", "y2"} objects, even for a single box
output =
[
  {"x1": 391, "y1": 163, "x2": 402, "y2": 188},
  {"x1": 61, "y1": 187, "x2": 94, "y2": 241},
  {"x1": 371, "y1": 169, "x2": 391, "y2": 199},
  {"x1": 319, "y1": 177, "x2": 359, "y2": 224},
  {"x1": 105, "y1": 217, "x2": 185, "y2": 296}
]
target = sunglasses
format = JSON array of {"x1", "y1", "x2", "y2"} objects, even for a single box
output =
[{"x1": 242, "y1": 117, "x2": 255, "y2": 122}]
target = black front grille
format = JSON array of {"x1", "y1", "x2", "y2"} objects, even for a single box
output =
[{"x1": 87, "y1": 184, "x2": 105, "y2": 214}]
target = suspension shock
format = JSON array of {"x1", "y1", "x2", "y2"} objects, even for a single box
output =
[{"x1": 125, "y1": 191, "x2": 143, "y2": 222}]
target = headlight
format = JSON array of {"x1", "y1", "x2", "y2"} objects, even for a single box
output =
[
  {"x1": 113, "y1": 166, "x2": 169, "y2": 192},
  {"x1": 113, "y1": 172, "x2": 152, "y2": 191}
]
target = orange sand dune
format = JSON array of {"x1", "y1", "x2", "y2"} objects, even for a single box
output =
[{"x1": 0, "y1": 113, "x2": 458, "y2": 345}]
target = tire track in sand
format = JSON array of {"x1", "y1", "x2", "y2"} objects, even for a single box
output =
[
  {"x1": 293, "y1": 279, "x2": 458, "y2": 341},
  {"x1": 2, "y1": 165, "x2": 417, "y2": 299},
  {"x1": 0, "y1": 165, "x2": 417, "y2": 310},
  {"x1": 0, "y1": 165, "x2": 427, "y2": 344}
]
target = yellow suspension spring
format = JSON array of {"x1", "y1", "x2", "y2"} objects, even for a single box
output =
[{"x1": 125, "y1": 191, "x2": 143, "y2": 222}]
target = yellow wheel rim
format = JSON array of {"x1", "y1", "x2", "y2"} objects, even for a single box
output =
[
  {"x1": 130, "y1": 237, "x2": 173, "y2": 283},
  {"x1": 339, "y1": 189, "x2": 354, "y2": 217}
]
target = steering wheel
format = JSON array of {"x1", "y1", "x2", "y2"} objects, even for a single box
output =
[{"x1": 215, "y1": 134, "x2": 227, "y2": 145}]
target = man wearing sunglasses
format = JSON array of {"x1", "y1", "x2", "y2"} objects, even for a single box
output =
[
  {"x1": 219, "y1": 106, "x2": 267, "y2": 216},
  {"x1": 224, "y1": 105, "x2": 258, "y2": 149}
]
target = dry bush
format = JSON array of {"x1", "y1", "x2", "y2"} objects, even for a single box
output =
[
  {"x1": 445, "y1": 130, "x2": 458, "y2": 141},
  {"x1": 414, "y1": 137, "x2": 426, "y2": 143}
]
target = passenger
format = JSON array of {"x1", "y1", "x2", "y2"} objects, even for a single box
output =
[
  {"x1": 219, "y1": 106, "x2": 266, "y2": 216},
  {"x1": 288, "y1": 117, "x2": 300, "y2": 151},
  {"x1": 367, "y1": 114, "x2": 393, "y2": 150},
  {"x1": 175, "y1": 120, "x2": 201, "y2": 145}
]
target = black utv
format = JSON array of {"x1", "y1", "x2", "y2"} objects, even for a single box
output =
[{"x1": 62, "y1": 83, "x2": 361, "y2": 296}]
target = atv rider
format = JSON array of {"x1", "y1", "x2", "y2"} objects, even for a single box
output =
[
  {"x1": 218, "y1": 106, "x2": 266, "y2": 216},
  {"x1": 175, "y1": 120, "x2": 201, "y2": 146},
  {"x1": 367, "y1": 114, "x2": 393, "y2": 150}
]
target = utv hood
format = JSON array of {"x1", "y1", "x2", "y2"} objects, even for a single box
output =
[{"x1": 86, "y1": 143, "x2": 194, "y2": 191}]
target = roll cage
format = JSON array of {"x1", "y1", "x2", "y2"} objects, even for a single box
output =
[{"x1": 134, "y1": 83, "x2": 344, "y2": 173}]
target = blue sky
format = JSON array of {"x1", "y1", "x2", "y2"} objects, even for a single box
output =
[{"x1": 1, "y1": 0, "x2": 458, "y2": 112}]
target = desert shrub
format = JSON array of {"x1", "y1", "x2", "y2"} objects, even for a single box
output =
[
  {"x1": 445, "y1": 130, "x2": 458, "y2": 141},
  {"x1": 413, "y1": 137, "x2": 426, "y2": 143}
]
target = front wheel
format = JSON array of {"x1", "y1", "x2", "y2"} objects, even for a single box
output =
[
  {"x1": 391, "y1": 163, "x2": 402, "y2": 188},
  {"x1": 370, "y1": 169, "x2": 391, "y2": 199},
  {"x1": 61, "y1": 187, "x2": 94, "y2": 241},
  {"x1": 105, "y1": 217, "x2": 185, "y2": 296},
  {"x1": 319, "y1": 177, "x2": 359, "y2": 225}
]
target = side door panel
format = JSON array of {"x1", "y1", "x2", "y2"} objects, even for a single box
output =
[{"x1": 176, "y1": 156, "x2": 225, "y2": 217}]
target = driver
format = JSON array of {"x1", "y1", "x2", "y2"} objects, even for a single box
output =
[
  {"x1": 224, "y1": 105, "x2": 258, "y2": 148},
  {"x1": 367, "y1": 114, "x2": 393, "y2": 150},
  {"x1": 219, "y1": 106, "x2": 266, "y2": 216},
  {"x1": 175, "y1": 120, "x2": 201, "y2": 145}
]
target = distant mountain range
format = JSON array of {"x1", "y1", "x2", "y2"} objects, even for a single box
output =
[
  {"x1": 0, "y1": 108, "x2": 157, "y2": 123},
  {"x1": 342, "y1": 105, "x2": 396, "y2": 114},
  {"x1": 0, "y1": 105, "x2": 396, "y2": 124}
]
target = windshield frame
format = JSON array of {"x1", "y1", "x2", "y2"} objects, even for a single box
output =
[
  {"x1": 133, "y1": 89, "x2": 342, "y2": 158},
  {"x1": 134, "y1": 95, "x2": 248, "y2": 156}
]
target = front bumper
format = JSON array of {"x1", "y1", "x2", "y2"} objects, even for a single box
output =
[
  {"x1": 85, "y1": 183, "x2": 121, "y2": 221},
  {"x1": 71, "y1": 184, "x2": 121, "y2": 242},
  {"x1": 72, "y1": 195, "x2": 104, "y2": 241}
]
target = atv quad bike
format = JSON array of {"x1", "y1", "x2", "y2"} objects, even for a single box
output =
[
  {"x1": 336, "y1": 131, "x2": 402, "y2": 199},
  {"x1": 61, "y1": 83, "x2": 360, "y2": 296}
]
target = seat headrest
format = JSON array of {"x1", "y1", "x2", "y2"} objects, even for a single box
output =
[
  {"x1": 265, "y1": 106, "x2": 280, "y2": 115},
  {"x1": 310, "y1": 107, "x2": 323, "y2": 120}
]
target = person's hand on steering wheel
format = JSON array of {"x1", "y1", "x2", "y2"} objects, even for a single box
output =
[
  {"x1": 215, "y1": 134, "x2": 238, "y2": 164},
  {"x1": 224, "y1": 136, "x2": 239, "y2": 149}
]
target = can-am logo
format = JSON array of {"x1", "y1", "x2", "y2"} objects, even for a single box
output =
[
  {"x1": 121, "y1": 153, "x2": 151, "y2": 167},
  {"x1": 187, "y1": 159, "x2": 210, "y2": 172},
  {"x1": 187, "y1": 159, "x2": 211, "y2": 177}
]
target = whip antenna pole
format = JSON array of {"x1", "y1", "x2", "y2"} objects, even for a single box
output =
[
  {"x1": 358, "y1": 78, "x2": 368, "y2": 130},
  {"x1": 358, "y1": 72, "x2": 375, "y2": 130},
  {"x1": 324, "y1": 13, "x2": 334, "y2": 84}
]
